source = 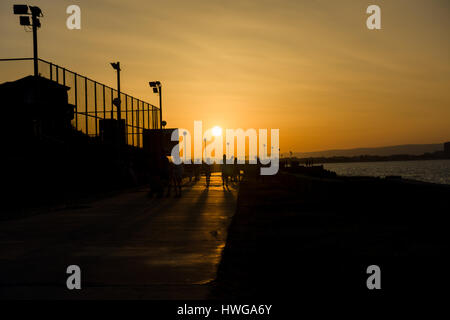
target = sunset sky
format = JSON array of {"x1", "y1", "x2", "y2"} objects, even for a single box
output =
[{"x1": 1, "y1": 0, "x2": 449, "y2": 153}]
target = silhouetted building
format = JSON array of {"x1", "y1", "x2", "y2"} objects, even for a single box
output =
[
  {"x1": 99, "y1": 119, "x2": 127, "y2": 146},
  {"x1": 143, "y1": 128, "x2": 178, "y2": 156},
  {"x1": 444, "y1": 142, "x2": 450, "y2": 155},
  {"x1": 0, "y1": 75, "x2": 74, "y2": 147}
]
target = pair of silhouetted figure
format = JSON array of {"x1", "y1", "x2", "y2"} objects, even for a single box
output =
[
  {"x1": 222, "y1": 155, "x2": 234, "y2": 188},
  {"x1": 203, "y1": 160, "x2": 212, "y2": 188},
  {"x1": 148, "y1": 154, "x2": 183, "y2": 198}
]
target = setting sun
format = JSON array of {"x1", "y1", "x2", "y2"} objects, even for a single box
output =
[{"x1": 212, "y1": 126, "x2": 222, "y2": 137}]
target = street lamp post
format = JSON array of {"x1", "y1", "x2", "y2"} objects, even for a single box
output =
[
  {"x1": 149, "y1": 81, "x2": 162, "y2": 128},
  {"x1": 203, "y1": 138, "x2": 207, "y2": 163},
  {"x1": 183, "y1": 131, "x2": 187, "y2": 163},
  {"x1": 13, "y1": 4, "x2": 43, "y2": 77},
  {"x1": 110, "y1": 62, "x2": 121, "y2": 121},
  {"x1": 158, "y1": 85, "x2": 162, "y2": 128}
]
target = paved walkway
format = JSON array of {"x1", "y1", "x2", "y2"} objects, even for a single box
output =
[{"x1": 0, "y1": 173, "x2": 238, "y2": 299}]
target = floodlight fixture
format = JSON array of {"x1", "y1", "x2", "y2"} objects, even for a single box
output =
[
  {"x1": 110, "y1": 62, "x2": 122, "y2": 120},
  {"x1": 13, "y1": 4, "x2": 43, "y2": 76},
  {"x1": 148, "y1": 81, "x2": 163, "y2": 128},
  {"x1": 13, "y1": 4, "x2": 29, "y2": 15},
  {"x1": 149, "y1": 81, "x2": 161, "y2": 88},
  {"x1": 29, "y1": 6, "x2": 42, "y2": 17},
  {"x1": 19, "y1": 16, "x2": 31, "y2": 25},
  {"x1": 110, "y1": 62, "x2": 121, "y2": 71}
]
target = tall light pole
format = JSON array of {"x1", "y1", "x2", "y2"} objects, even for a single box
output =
[
  {"x1": 13, "y1": 4, "x2": 43, "y2": 77},
  {"x1": 203, "y1": 138, "x2": 207, "y2": 163},
  {"x1": 183, "y1": 130, "x2": 187, "y2": 163},
  {"x1": 149, "y1": 81, "x2": 162, "y2": 128},
  {"x1": 111, "y1": 62, "x2": 121, "y2": 121}
]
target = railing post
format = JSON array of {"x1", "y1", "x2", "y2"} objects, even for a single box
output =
[
  {"x1": 136, "y1": 101, "x2": 140, "y2": 148},
  {"x1": 131, "y1": 98, "x2": 134, "y2": 147},
  {"x1": 94, "y1": 81, "x2": 98, "y2": 136},
  {"x1": 125, "y1": 95, "x2": 128, "y2": 145},
  {"x1": 103, "y1": 85, "x2": 106, "y2": 120},
  {"x1": 147, "y1": 104, "x2": 150, "y2": 129},
  {"x1": 111, "y1": 90, "x2": 114, "y2": 119},
  {"x1": 85, "y1": 77, "x2": 88, "y2": 135},
  {"x1": 74, "y1": 74, "x2": 78, "y2": 130},
  {"x1": 142, "y1": 103, "x2": 145, "y2": 133}
]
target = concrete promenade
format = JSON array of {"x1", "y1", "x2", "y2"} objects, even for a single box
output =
[{"x1": 0, "y1": 173, "x2": 237, "y2": 299}]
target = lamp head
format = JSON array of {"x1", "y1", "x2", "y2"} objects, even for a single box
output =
[
  {"x1": 149, "y1": 81, "x2": 161, "y2": 88},
  {"x1": 13, "y1": 4, "x2": 28, "y2": 15},
  {"x1": 19, "y1": 16, "x2": 30, "y2": 25},
  {"x1": 110, "y1": 62, "x2": 120, "y2": 71},
  {"x1": 29, "y1": 6, "x2": 42, "y2": 17}
]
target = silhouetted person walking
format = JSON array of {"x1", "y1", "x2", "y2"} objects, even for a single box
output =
[
  {"x1": 222, "y1": 155, "x2": 232, "y2": 188},
  {"x1": 203, "y1": 159, "x2": 212, "y2": 188},
  {"x1": 160, "y1": 154, "x2": 170, "y2": 198},
  {"x1": 232, "y1": 157, "x2": 240, "y2": 182},
  {"x1": 172, "y1": 162, "x2": 184, "y2": 197}
]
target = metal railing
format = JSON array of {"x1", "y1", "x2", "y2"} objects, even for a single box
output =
[{"x1": 0, "y1": 58, "x2": 161, "y2": 148}]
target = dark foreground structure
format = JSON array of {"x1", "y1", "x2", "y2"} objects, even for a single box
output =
[
  {"x1": 212, "y1": 170, "x2": 450, "y2": 298},
  {"x1": 0, "y1": 68, "x2": 164, "y2": 217},
  {"x1": 0, "y1": 173, "x2": 237, "y2": 299}
]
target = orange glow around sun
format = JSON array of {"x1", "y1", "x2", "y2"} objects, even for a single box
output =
[{"x1": 212, "y1": 126, "x2": 222, "y2": 137}]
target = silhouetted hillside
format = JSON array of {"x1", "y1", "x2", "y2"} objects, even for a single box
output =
[{"x1": 294, "y1": 143, "x2": 444, "y2": 158}]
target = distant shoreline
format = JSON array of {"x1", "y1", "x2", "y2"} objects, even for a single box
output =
[
  {"x1": 284, "y1": 153, "x2": 450, "y2": 165},
  {"x1": 319, "y1": 158, "x2": 450, "y2": 165}
]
